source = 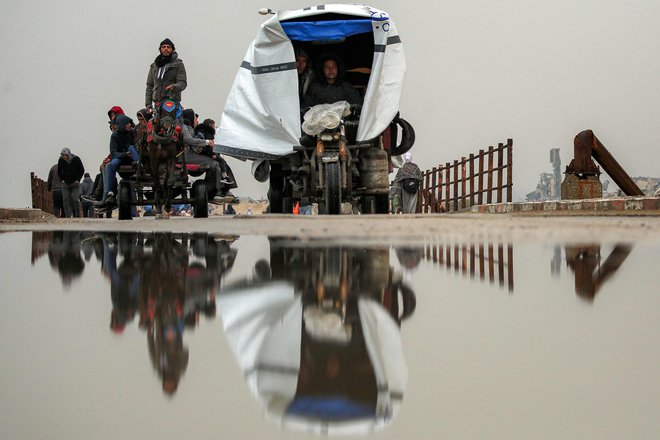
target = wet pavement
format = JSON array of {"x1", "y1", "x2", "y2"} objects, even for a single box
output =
[{"x1": 0, "y1": 229, "x2": 658, "y2": 439}]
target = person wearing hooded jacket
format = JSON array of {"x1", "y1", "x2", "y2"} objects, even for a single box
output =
[
  {"x1": 107, "y1": 105, "x2": 125, "y2": 132},
  {"x1": 79, "y1": 172, "x2": 95, "y2": 217},
  {"x1": 391, "y1": 152, "x2": 422, "y2": 214},
  {"x1": 181, "y1": 109, "x2": 225, "y2": 199},
  {"x1": 97, "y1": 114, "x2": 140, "y2": 207},
  {"x1": 145, "y1": 38, "x2": 187, "y2": 111},
  {"x1": 57, "y1": 147, "x2": 85, "y2": 217},
  {"x1": 195, "y1": 118, "x2": 237, "y2": 195}
]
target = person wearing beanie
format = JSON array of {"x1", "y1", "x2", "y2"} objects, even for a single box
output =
[
  {"x1": 57, "y1": 147, "x2": 85, "y2": 217},
  {"x1": 145, "y1": 38, "x2": 187, "y2": 111}
]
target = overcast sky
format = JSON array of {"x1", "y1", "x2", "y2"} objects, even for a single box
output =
[{"x1": 2, "y1": 0, "x2": 659, "y2": 208}]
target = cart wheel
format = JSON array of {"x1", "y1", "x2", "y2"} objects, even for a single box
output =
[
  {"x1": 118, "y1": 180, "x2": 133, "y2": 220},
  {"x1": 324, "y1": 161, "x2": 341, "y2": 215},
  {"x1": 192, "y1": 180, "x2": 208, "y2": 218}
]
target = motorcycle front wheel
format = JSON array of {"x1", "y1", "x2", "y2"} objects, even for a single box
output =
[{"x1": 324, "y1": 161, "x2": 342, "y2": 215}]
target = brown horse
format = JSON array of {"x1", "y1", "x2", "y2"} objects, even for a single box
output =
[{"x1": 145, "y1": 100, "x2": 183, "y2": 219}]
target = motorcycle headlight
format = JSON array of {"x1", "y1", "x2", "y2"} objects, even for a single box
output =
[{"x1": 319, "y1": 111, "x2": 341, "y2": 130}]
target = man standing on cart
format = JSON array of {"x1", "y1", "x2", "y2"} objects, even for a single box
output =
[{"x1": 145, "y1": 38, "x2": 187, "y2": 115}]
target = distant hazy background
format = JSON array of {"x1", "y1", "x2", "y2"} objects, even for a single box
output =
[{"x1": 2, "y1": 0, "x2": 658, "y2": 207}]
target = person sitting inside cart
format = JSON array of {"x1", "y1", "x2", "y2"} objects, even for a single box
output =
[
  {"x1": 181, "y1": 109, "x2": 229, "y2": 199},
  {"x1": 95, "y1": 114, "x2": 140, "y2": 209},
  {"x1": 302, "y1": 55, "x2": 362, "y2": 107}
]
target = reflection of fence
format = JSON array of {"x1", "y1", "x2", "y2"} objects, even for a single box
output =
[
  {"x1": 31, "y1": 172, "x2": 53, "y2": 215},
  {"x1": 31, "y1": 231, "x2": 54, "y2": 264},
  {"x1": 425, "y1": 242, "x2": 514, "y2": 292},
  {"x1": 420, "y1": 139, "x2": 513, "y2": 212}
]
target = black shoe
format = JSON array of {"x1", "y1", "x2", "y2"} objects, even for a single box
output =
[
  {"x1": 220, "y1": 177, "x2": 234, "y2": 185},
  {"x1": 94, "y1": 191, "x2": 116, "y2": 207},
  {"x1": 81, "y1": 194, "x2": 96, "y2": 203}
]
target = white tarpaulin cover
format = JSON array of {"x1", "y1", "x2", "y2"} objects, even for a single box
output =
[
  {"x1": 219, "y1": 286, "x2": 407, "y2": 435},
  {"x1": 217, "y1": 4, "x2": 406, "y2": 159}
]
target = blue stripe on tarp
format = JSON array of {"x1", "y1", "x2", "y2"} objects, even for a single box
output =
[
  {"x1": 286, "y1": 396, "x2": 376, "y2": 420},
  {"x1": 280, "y1": 19, "x2": 373, "y2": 41}
]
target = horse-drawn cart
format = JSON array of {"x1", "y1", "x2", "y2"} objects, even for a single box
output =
[{"x1": 115, "y1": 161, "x2": 210, "y2": 220}]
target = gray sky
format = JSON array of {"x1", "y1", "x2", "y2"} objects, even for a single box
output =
[{"x1": 2, "y1": 0, "x2": 659, "y2": 207}]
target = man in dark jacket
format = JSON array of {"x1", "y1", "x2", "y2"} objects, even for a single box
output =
[
  {"x1": 145, "y1": 38, "x2": 187, "y2": 111},
  {"x1": 96, "y1": 114, "x2": 139, "y2": 207},
  {"x1": 303, "y1": 55, "x2": 361, "y2": 107},
  {"x1": 57, "y1": 147, "x2": 85, "y2": 217}
]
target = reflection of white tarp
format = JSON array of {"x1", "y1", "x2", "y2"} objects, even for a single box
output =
[
  {"x1": 217, "y1": 4, "x2": 406, "y2": 159},
  {"x1": 219, "y1": 286, "x2": 407, "y2": 436}
]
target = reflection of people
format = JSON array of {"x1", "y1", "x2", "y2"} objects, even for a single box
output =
[
  {"x1": 145, "y1": 38, "x2": 187, "y2": 112},
  {"x1": 303, "y1": 55, "x2": 361, "y2": 107},
  {"x1": 47, "y1": 231, "x2": 85, "y2": 287},
  {"x1": 391, "y1": 153, "x2": 422, "y2": 214}
]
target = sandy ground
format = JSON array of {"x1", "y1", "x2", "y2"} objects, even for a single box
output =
[{"x1": 2, "y1": 204, "x2": 660, "y2": 244}]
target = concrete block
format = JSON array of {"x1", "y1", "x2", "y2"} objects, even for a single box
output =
[{"x1": 561, "y1": 173, "x2": 603, "y2": 200}]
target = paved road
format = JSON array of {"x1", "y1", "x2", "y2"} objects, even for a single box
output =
[{"x1": 2, "y1": 211, "x2": 660, "y2": 244}]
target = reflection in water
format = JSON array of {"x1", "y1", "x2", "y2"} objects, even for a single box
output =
[
  {"x1": 422, "y1": 241, "x2": 634, "y2": 300},
  {"x1": 564, "y1": 244, "x2": 633, "y2": 301},
  {"x1": 220, "y1": 239, "x2": 417, "y2": 435},
  {"x1": 31, "y1": 231, "x2": 237, "y2": 395},
  {"x1": 424, "y1": 241, "x2": 515, "y2": 291},
  {"x1": 28, "y1": 232, "x2": 636, "y2": 417},
  {"x1": 32, "y1": 231, "x2": 88, "y2": 288}
]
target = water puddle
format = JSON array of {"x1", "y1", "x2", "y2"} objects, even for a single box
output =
[{"x1": 1, "y1": 232, "x2": 657, "y2": 439}]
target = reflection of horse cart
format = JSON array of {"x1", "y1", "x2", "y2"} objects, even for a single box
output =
[{"x1": 217, "y1": 4, "x2": 414, "y2": 214}]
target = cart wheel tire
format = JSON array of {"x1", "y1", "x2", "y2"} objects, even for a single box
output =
[
  {"x1": 193, "y1": 180, "x2": 208, "y2": 218},
  {"x1": 325, "y1": 161, "x2": 341, "y2": 215},
  {"x1": 390, "y1": 116, "x2": 415, "y2": 157},
  {"x1": 118, "y1": 181, "x2": 132, "y2": 220}
]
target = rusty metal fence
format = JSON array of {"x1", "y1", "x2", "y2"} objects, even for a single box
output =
[
  {"x1": 31, "y1": 172, "x2": 54, "y2": 215},
  {"x1": 419, "y1": 139, "x2": 513, "y2": 212}
]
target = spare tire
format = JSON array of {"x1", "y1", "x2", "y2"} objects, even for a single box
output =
[{"x1": 390, "y1": 116, "x2": 415, "y2": 157}]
